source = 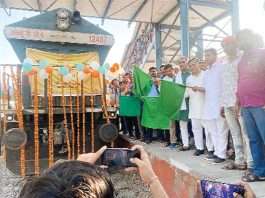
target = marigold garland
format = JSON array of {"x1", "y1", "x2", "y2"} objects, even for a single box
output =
[
  {"x1": 76, "y1": 73, "x2": 81, "y2": 156},
  {"x1": 90, "y1": 95, "x2": 95, "y2": 152},
  {"x1": 69, "y1": 85, "x2": 76, "y2": 159},
  {"x1": 33, "y1": 73, "x2": 40, "y2": 175},
  {"x1": 11, "y1": 67, "x2": 26, "y2": 176},
  {"x1": 61, "y1": 76, "x2": 71, "y2": 160},
  {"x1": 1, "y1": 66, "x2": 7, "y2": 160},
  {"x1": 98, "y1": 76, "x2": 110, "y2": 124},
  {"x1": 81, "y1": 81, "x2": 86, "y2": 153},
  {"x1": 47, "y1": 72, "x2": 54, "y2": 167}
]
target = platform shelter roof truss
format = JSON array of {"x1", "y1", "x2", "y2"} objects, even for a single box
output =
[{"x1": 1, "y1": 0, "x2": 232, "y2": 69}]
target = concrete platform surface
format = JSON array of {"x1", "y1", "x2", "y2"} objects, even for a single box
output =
[{"x1": 130, "y1": 140, "x2": 265, "y2": 198}]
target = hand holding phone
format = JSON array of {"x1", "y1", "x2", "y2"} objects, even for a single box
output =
[
  {"x1": 101, "y1": 148, "x2": 140, "y2": 169},
  {"x1": 200, "y1": 180, "x2": 245, "y2": 198}
]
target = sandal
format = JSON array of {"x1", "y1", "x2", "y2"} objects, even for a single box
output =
[
  {"x1": 241, "y1": 172, "x2": 265, "y2": 182},
  {"x1": 223, "y1": 162, "x2": 247, "y2": 170}
]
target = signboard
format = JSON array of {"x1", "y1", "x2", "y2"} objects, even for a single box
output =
[{"x1": 4, "y1": 27, "x2": 115, "y2": 46}]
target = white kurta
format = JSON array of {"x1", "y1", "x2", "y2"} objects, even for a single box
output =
[
  {"x1": 186, "y1": 71, "x2": 205, "y2": 119},
  {"x1": 202, "y1": 63, "x2": 223, "y2": 120}
]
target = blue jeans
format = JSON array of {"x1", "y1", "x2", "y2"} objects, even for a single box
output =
[{"x1": 241, "y1": 107, "x2": 265, "y2": 176}]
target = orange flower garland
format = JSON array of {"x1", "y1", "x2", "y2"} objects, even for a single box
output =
[
  {"x1": 112, "y1": 63, "x2": 120, "y2": 70},
  {"x1": 81, "y1": 81, "x2": 86, "y2": 153},
  {"x1": 83, "y1": 66, "x2": 92, "y2": 74},
  {"x1": 11, "y1": 67, "x2": 26, "y2": 176},
  {"x1": 69, "y1": 85, "x2": 76, "y2": 159},
  {"x1": 1, "y1": 66, "x2": 7, "y2": 160},
  {"x1": 33, "y1": 73, "x2": 40, "y2": 175},
  {"x1": 47, "y1": 72, "x2": 54, "y2": 167},
  {"x1": 61, "y1": 76, "x2": 71, "y2": 160},
  {"x1": 91, "y1": 70, "x2": 100, "y2": 78},
  {"x1": 109, "y1": 66, "x2": 116, "y2": 73},
  {"x1": 45, "y1": 66, "x2": 53, "y2": 74},
  {"x1": 90, "y1": 95, "x2": 95, "y2": 152},
  {"x1": 76, "y1": 73, "x2": 81, "y2": 156},
  {"x1": 27, "y1": 67, "x2": 38, "y2": 76}
]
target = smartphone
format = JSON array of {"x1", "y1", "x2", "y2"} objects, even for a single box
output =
[
  {"x1": 101, "y1": 148, "x2": 140, "y2": 168},
  {"x1": 200, "y1": 180, "x2": 245, "y2": 198}
]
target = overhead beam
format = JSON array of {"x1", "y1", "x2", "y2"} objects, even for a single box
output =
[
  {"x1": 22, "y1": 0, "x2": 35, "y2": 10},
  {"x1": 169, "y1": 47, "x2": 181, "y2": 62},
  {"x1": 160, "y1": 24, "x2": 197, "y2": 31},
  {"x1": 196, "y1": 10, "x2": 229, "y2": 31},
  {"x1": 158, "y1": 3, "x2": 179, "y2": 24},
  {"x1": 163, "y1": 46, "x2": 180, "y2": 51},
  {"x1": 88, "y1": 0, "x2": 100, "y2": 16},
  {"x1": 162, "y1": 10, "x2": 180, "y2": 45},
  {"x1": 109, "y1": 0, "x2": 139, "y2": 17},
  {"x1": 190, "y1": 0, "x2": 229, "y2": 9},
  {"x1": 190, "y1": 6, "x2": 229, "y2": 35},
  {"x1": 163, "y1": 41, "x2": 180, "y2": 50},
  {"x1": 101, "y1": 0, "x2": 113, "y2": 25},
  {"x1": 45, "y1": 0, "x2": 58, "y2": 11},
  {"x1": 128, "y1": 0, "x2": 148, "y2": 26}
]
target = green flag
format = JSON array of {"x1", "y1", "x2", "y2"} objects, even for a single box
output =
[
  {"x1": 159, "y1": 80, "x2": 186, "y2": 120},
  {"x1": 133, "y1": 67, "x2": 152, "y2": 97},
  {"x1": 119, "y1": 96, "x2": 141, "y2": 117},
  {"x1": 141, "y1": 97, "x2": 170, "y2": 129}
]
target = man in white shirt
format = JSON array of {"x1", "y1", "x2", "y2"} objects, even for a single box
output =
[
  {"x1": 202, "y1": 48, "x2": 229, "y2": 163},
  {"x1": 221, "y1": 36, "x2": 253, "y2": 170},
  {"x1": 163, "y1": 64, "x2": 182, "y2": 149},
  {"x1": 186, "y1": 58, "x2": 205, "y2": 156},
  {"x1": 176, "y1": 57, "x2": 191, "y2": 151}
]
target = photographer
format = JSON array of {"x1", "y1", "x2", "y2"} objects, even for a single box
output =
[{"x1": 19, "y1": 145, "x2": 168, "y2": 198}]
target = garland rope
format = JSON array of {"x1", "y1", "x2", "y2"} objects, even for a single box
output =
[
  {"x1": 76, "y1": 74, "x2": 80, "y2": 156},
  {"x1": 10, "y1": 67, "x2": 26, "y2": 176},
  {"x1": 47, "y1": 72, "x2": 54, "y2": 167},
  {"x1": 69, "y1": 84, "x2": 75, "y2": 159},
  {"x1": 33, "y1": 72, "x2": 40, "y2": 175},
  {"x1": 90, "y1": 74, "x2": 95, "y2": 152},
  {"x1": 98, "y1": 76, "x2": 110, "y2": 123},
  {"x1": 81, "y1": 80, "x2": 86, "y2": 153},
  {"x1": 1, "y1": 67, "x2": 7, "y2": 160},
  {"x1": 61, "y1": 76, "x2": 71, "y2": 160},
  {"x1": 90, "y1": 95, "x2": 95, "y2": 152}
]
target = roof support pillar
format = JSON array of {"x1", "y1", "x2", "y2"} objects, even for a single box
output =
[
  {"x1": 231, "y1": 0, "x2": 240, "y2": 35},
  {"x1": 180, "y1": 0, "x2": 190, "y2": 57},
  {"x1": 196, "y1": 31, "x2": 203, "y2": 58},
  {"x1": 154, "y1": 24, "x2": 162, "y2": 68}
]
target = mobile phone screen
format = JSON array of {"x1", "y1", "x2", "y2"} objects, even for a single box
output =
[
  {"x1": 101, "y1": 148, "x2": 140, "y2": 168},
  {"x1": 201, "y1": 180, "x2": 245, "y2": 198}
]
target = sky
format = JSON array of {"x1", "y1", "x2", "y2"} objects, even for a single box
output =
[{"x1": 1, "y1": 0, "x2": 265, "y2": 65}]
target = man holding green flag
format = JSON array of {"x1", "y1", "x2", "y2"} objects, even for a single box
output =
[{"x1": 133, "y1": 66, "x2": 186, "y2": 144}]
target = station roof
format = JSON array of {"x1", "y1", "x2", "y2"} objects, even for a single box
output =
[
  {"x1": 1, "y1": 0, "x2": 231, "y2": 68},
  {"x1": 1, "y1": 0, "x2": 229, "y2": 26}
]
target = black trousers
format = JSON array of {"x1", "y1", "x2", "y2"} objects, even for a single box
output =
[
  {"x1": 143, "y1": 127, "x2": 153, "y2": 142},
  {"x1": 125, "y1": 116, "x2": 140, "y2": 138}
]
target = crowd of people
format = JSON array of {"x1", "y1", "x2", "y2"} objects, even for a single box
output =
[
  {"x1": 109, "y1": 29, "x2": 265, "y2": 183},
  {"x1": 17, "y1": 28, "x2": 263, "y2": 198}
]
